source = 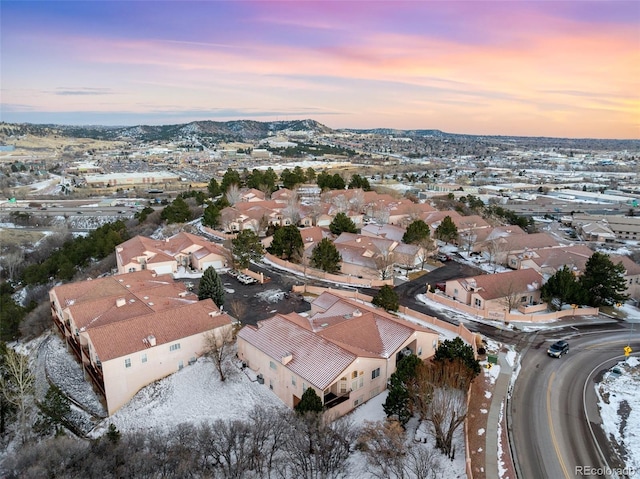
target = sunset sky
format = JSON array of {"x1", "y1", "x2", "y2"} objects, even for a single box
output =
[{"x1": 1, "y1": 1, "x2": 638, "y2": 138}]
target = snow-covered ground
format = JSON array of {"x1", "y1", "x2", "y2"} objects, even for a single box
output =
[{"x1": 595, "y1": 356, "x2": 640, "y2": 475}]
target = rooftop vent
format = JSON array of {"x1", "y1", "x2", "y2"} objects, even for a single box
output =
[
  {"x1": 147, "y1": 335, "x2": 156, "y2": 347},
  {"x1": 116, "y1": 298, "x2": 126, "y2": 307},
  {"x1": 281, "y1": 353, "x2": 293, "y2": 365},
  {"x1": 352, "y1": 309, "x2": 362, "y2": 317}
]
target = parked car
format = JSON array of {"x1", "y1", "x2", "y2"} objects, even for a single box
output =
[
  {"x1": 547, "y1": 340, "x2": 569, "y2": 358},
  {"x1": 436, "y1": 253, "x2": 451, "y2": 262}
]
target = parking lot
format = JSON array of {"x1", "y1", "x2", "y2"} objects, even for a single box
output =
[{"x1": 184, "y1": 266, "x2": 311, "y2": 326}]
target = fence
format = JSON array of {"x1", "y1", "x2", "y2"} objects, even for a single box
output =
[
  {"x1": 265, "y1": 253, "x2": 394, "y2": 287},
  {"x1": 425, "y1": 291, "x2": 598, "y2": 323}
]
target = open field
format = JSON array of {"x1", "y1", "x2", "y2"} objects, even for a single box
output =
[{"x1": 0, "y1": 227, "x2": 46, "y2": 247}]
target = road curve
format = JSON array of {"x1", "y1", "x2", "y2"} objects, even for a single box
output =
[{"x1": 511, "y1": 332, "x2": 639, "y2": 479}]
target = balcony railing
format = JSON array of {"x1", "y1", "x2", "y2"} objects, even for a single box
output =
[{"x1": 324, "y1": 390, "x2": 350, "y2": 410}]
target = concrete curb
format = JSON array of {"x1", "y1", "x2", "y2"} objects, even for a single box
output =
[{"x1": 485, "y1": 352, "x2": 514, "y2": 479}]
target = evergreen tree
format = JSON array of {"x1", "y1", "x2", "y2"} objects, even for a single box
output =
[
  {"x1": 383, "y1": 354, "x2": 421, "y2": 425},
  {"x1": 372, "y1": 285, "x2": 399, "y2": 312},
  {"x1": 221, "y1": 168, "x2": 242, "y2": 193},
  {"x1": 232, "y1": 229, "x2": 265, "y2": 269},
  {"x1": 329, "y1": 212, "x2": 357, "y2": 235},
  {"x1": 198, "y1": 266, "x2": 225, "y2": 307},
  {"x1": 541, "y1": 266, "x2": 583, "y2": 309},
  {"x1": 267, "y1": 225, "x2": 303, "y2": 261},
  {"x1": 202, "y1": 203, "x2": 221, "y2": 228},
  {"x1": 402, "y1": 219, "x2": 430, "y2": 245},
  {"x1": 294, "y1": 387, "x2": 323, "y2": 414},
  {"x1": 207, "y1": 177, "x2": 221, "y2": 197},
  {"x1": 305, "y1": 167, "x2": 316, "y2": 182},
  {"x1": 106, "y1": 423, "x2": 121, "y2": 443},
  {"x1": 433, "y1": 337, "x2": 481, "y2": 378},
  {"x1": 160, "y1": 196, "x2": 193, "y2": 224},
  {"x1": 310, "y1": 238, "x2": 342, "y2": 273},
  {"x1": 348, "y1": 174, "x2": 371, "y2": 191},
  {"x1": 435, "y1": 215, "x2": 458, "y2": 244},
  {"x1": 33, "y1": 384, "x2": 71, "y2": 436},
  {"x1": 579, "y1": 252, "x2": 629, "y2": 307}
]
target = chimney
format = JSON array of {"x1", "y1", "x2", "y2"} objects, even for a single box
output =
[
  {"x1": 147, "y1": 335, "x2": 156, "y2": 346},
  {"x1": 281, "y1": 352, "x2": 293, "y2": 365},
  {"x1": 352, "y1": 309, "x2": 362, "y2": 317},
  {"x1": 116, "y1": 298, "x2": 126, "y2": 307}
]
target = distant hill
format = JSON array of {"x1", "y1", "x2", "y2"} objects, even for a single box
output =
[
  {"x1": 1, "y1": 120, "x2": 638, "y2": 151},
  {"x1": 0, "y1": 119, "x2": 334, "y2": 144}
]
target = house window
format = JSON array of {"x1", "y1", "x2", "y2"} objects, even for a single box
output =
[
  {"x1": 520, "y1": 296, "x2": 527, "y2": 303},
  {"x1": 270, "y1": 361, "x2": 277, "y2": 370},
  {"x1": 302, "y1": 382, "x2": 307, "y2": 392},
  {"x1": 453, "y1": 288, "x2": 458, "y2": 296},
  {"x1": 269, "y1": 379, "x2": 273, "y2": 390},
  {"x1": 339, "y1": 377, "x2": 347, "y2": 393},
  {"x1": 371, "y1": 368, "x2": 381, "y2": 380},
  {"x1": 169, "y1": 343, "x2": 181, "y2": 351},
  {"x1": 141, "y1": 353, "x2": 147, "y2": 364},
  {"x1": 125, "y1": 358, "x2": 131, "y2": 368},
  {"x1": 474, "y1": 298, "x2": 482, "y2": 307},
  {"x1": 370, "y1": 387, "x2": 380, "y2": 398},
  {"x1": 418, "y1": 346, "x2": 423, "y2": 356},
  {"x1": 292, "y1": 375, "x2": 297, "y2": 387},
  {"x1": 351, "y1": 371, "x2": 358, "y2": 379},
  {"x1": 178, "y1": 361, "x2": 184, "y2": 370},
  {"x1": 353, "y1": 395, "x2": 364, "y2": 407}
]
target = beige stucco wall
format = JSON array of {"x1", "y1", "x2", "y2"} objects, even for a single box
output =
[
  {"x1": 93, "y1": 325, "x2": 231, "y2": 415},
  {"x1": 237, "y1": 329, "x2": 438, "y2": 417}
]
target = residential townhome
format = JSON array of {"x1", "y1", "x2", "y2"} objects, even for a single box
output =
[
  {"x1": 116, "y1": 232, "x2": 229, "y2": 275},
  {"x1": 508, "y1": 244, "x2": 593, "y2": 275},
  {"x1": 333, "y1": 232, "x2": 398, "y2": 279},
  {"x1": 611, "y1": 255, "x2": 640, "y2": 301},
  {"x1": 480, "y1": 232, "x2": 562, "y2": 266},
  {"x1": 444, "y1": 269, "x2": 544, "y2": 313},
  {"x1": 50, "y1": 270, "x2": 236, "y2": 415},
  {"x1": 239, "y1": 188, "x2": 266, "y2": 202},
  {"x1": 237, "y1": 292, "x2": 440, "y2": 418},
  {"x1": 576, "y1": 221, "x2": 617, "y2": 243}
]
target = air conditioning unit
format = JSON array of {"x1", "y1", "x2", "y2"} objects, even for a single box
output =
[{"x1": 256, "y1": 374, "x2": 264, "y2": 385}]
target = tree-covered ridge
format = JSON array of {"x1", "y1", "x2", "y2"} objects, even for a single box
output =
[{"x1": 21, "y1": 221, "x2": 129, "y2": 285}]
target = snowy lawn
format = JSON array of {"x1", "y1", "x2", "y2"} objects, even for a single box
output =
[{"x1": 595, "y1": 356, "x2": 640, "y2": 474}]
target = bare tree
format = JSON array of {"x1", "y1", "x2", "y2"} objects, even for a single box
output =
[
  {"x1": 225, "y1": 183, "x2": 241, "y2": 206},
  {"x1": 358, "y1": 420, "x2": 408, "y2": 479},
  {"x1": 0, "y1": 348, "x2": 35, "y2": 443},
  {"x1": 283, "y1": 191, "x2": 302, "y2": 226},
  {"x1": 227, "y1": 299, "x2": 247, "y2": 323},
  {"x1": 204, "y1": 325, "x2": 237, "y2": 382},
  {"x1": 415, "y1": 237, "x2": 437, "y2": 270},
  {"x1": 485, "y1": 238, "x2": 506, "y2": 272},
  {"x1": 498, "y1": 281, "x2": 523, "y2": 312},
  {"x1": 349, "y1": 188, "x2": 365, "y2": 213},
  {"x1": 426, "y1": 386, "x2": 467, "y2": 459},
  {"x1": 331, "y1": 194, "x2": 349, "y2": 214},
  {"x1": 282, "y1": 412, "x2": 355, "y2": 479},
  {"x1": 0, "y1": 249, "x2": 24, "y2": 281}
]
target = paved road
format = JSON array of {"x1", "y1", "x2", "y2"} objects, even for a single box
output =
[{"x1": 510, "y1": 328, "x2": 639, "y2": 479}]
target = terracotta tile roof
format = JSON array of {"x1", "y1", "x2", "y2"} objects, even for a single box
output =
[
  {"x1": 317, "y1": 312, "x2": 415, "y2": 359},
  {"x1": 238, "y1": 315, "x2": 357, "y2": 390},
  {"x1": 490, "y1": 232, "x2": 562, "y2": 251},
  {"x1": 461, "y1": 269, "x2": 544, "y2": 300},
  {"x1": 361, "y1": 224, "x2": 406, "y2": 242},
  {"x1": 89, "y1": 299, "x2": 233, "y2": 362},
  {"x1": 529, "y1": 245, "x2": 593, "y2": 272},
  {"x1": 475, "y1": 226, "x2": 526, "y2": 243},
  {"x1": 611, "y1": 255, "x2": 640, "y2": 276},
  {"x1": 52, "y1": 270, "x2": 173, "y2": 307}
]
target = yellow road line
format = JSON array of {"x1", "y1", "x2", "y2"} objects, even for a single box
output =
[{"x1": 547, "y1": 371, "x2": 570, "y2": 479}]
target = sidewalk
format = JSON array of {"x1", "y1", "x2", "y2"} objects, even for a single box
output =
[{"x1": 485, "y1": 352, "x2": 514, "y2": 479}]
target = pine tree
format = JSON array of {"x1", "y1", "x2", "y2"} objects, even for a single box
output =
[
  {"x1": 310, "y1": 238, "x2": 341, "y2": 273},
  {"x1": 198, "y1": 266, "x2": 225, "y2": 307},
  {"x1": 232, "y1": 229, "x2": 265, "y2": 269},
  {"x1": 383, "y1": 354, "x2": 421, "y2": 425},
  {"x1": 267, "y1": 225, "x2": 303, "y2": 261},
  {"x1": 435, "y1": 215, "x2": 458, "y2": 244},
  {"x1": 579, "y1": 252, "x2": 629, "y2": 307},
  {"x1": 295, "y1": 387, "x2": 323, "y2": 414},
  {"x1": 402, "y1": 219, "x2": 430, "y2": 244},
  {"x1": 372, "y1": 285, "x2": 399, "y2": 311},
  {"x1": 541, "y1": 266, "x2": 583, "y2": 309},
  {"x1": 329, "y1": 212, "x2": 357, "y2": 235}
]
